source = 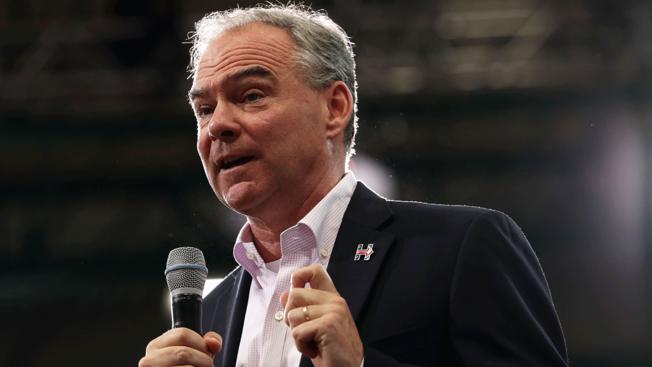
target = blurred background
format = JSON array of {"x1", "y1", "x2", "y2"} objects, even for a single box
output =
[{"x1": 1, "y1": 0, "x2": 651, "y2": 365}]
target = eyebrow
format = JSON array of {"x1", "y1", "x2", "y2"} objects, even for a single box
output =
[{"x1": 188, "y1": 66, "x2": 275, "y2": 102}]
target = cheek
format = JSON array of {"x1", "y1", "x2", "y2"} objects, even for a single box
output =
[
  {"x1": 196, "y1": 132, "x2": 217, "y2": 184},
  {"x1": 196, "y1": 130, "x2": 210, "y2": 159}
]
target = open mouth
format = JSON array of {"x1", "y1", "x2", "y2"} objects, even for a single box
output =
[{"x1": 222, "y1": 156, "x2": 255, "y2": 170}]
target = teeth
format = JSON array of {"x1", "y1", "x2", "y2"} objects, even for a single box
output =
[
  {"x1": 222, "y1": 156, "x2": 252, "y2": 169},
  {"x1": 223, "y1": 157, "x2": 239, "y2": 166}
]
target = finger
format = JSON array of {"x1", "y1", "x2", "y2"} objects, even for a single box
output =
[
  {"x1": 203, "y1": 331, "x2": 223, "y2": 355},
  {"x1": 291, "y1": 264, "x2": 337, "y2": 293},
  {"x1": 280, "y1": 290, "x2": 289, "y2": 308},
  {"x1": 146, "y1": 328, "x2": 210, "y2": 355},
  {"x1": 140, "y1": 345, "x2": 214, "y2": 367},
  {"x1": 286, "y1": 304, "x2": 329, "y2": 328},
  {"x1": 290, "y1": 319, "x2": 320, "y2": 359},
  {"x1": 283, "y1": 287, "x2": 339, "y2": 318}
]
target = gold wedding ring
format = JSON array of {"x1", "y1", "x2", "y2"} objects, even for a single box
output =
[{"x1": 302, "y1": 306, "x2": 310, "y2": 321}]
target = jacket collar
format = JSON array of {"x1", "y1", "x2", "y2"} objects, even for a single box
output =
[
  {"x1": 300, "y1": 182, "x2": 396, "y2": 367},
  {"x1": 326, "y1": 182, "x2": 395, "y2": 320}
]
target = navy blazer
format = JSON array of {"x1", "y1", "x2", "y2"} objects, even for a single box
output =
[{"x1": 202, "y1": 183, "x2": 568, "y2": 366}]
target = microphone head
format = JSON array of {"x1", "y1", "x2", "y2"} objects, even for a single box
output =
[{"x1": 165, "y1": 247, "x2": 208, "y2": 297}]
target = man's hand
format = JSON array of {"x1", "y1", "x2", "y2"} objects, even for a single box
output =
[
  {"x1": 138, "y1": 328, "x2": 222, "y2": 367},
  {"x1": 281, "y1": 264, "x2": 364, "y2": 367}
]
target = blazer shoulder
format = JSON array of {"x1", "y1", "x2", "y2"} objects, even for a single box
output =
[
  {"x1": 353, "y1": 182, "x2": 516, "y2": 228},
  {"x1": 386, "y1": 198, "x2": 515, "y2": 231}
]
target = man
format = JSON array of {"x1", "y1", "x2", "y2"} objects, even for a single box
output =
[{"x1": 140, "y1": 4, "x2": 568, "y2": 367}]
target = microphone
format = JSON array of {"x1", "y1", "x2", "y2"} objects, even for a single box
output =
[{"x1": 164, "y1": 246, "x2": 208, "y2": 334}]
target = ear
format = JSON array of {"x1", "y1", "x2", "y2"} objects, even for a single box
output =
[{"x1": 322, "y1": 81, "x2": 353, "y2": 140}]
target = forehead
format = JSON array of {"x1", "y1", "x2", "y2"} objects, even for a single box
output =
[{"x1": 194, "y1": 22, "x2": 297, "y2": 84}]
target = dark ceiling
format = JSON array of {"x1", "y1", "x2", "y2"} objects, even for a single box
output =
[{"x1": 1, "y1": 0, "x2": 651, "y2": 366}]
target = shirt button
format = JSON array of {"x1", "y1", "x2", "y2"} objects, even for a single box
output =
[
  {"x1": 320, "y1": 249, "x2": 329, "y2": 258},
  {"x1": 246, "y1": 252, "x2": 255, "y2": 260},
  {"x1": 274, "y1": 310, "x2": 284, "y2": 322}
]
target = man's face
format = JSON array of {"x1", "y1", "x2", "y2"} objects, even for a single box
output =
[{"x1": 190, "y1": 23, "x2": 333, "y2": 217}]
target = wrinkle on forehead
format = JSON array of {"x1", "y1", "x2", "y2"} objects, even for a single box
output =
[
  {"x1": 195, "y1": 24, "x2": 297, "y2": 82},
  {"x1": 214, "y1": 48, "x2": 289, "y2": 75}
]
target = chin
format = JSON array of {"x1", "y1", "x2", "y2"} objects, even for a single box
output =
[{"x1": 222, "y1": 190, "x2": 260, "y2": 215}]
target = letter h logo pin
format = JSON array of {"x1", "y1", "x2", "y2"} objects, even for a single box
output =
[{"x1": 354, "y1": 244, "x2": 374, "y2": 261}]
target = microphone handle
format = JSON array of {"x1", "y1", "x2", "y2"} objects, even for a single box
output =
[{"x1": 171, "y1": 293, "x2": 203, "y2": 334}]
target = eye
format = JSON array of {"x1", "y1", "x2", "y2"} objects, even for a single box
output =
[
  {"x1": 196, "y1": 104, "x2": 214, "y2": 118},
  {"x1": 242, "y1": 90, "x2": 265, "y2": 103}
]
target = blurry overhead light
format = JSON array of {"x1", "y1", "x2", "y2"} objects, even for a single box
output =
[
  {"x1": 387, "y1": 66, "x2": 424, "y2": 94},
  {"x1": 435, "y1": 8, "x2": 534, "y2": 39}
]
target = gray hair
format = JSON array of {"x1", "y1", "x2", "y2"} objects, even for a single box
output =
[{"x1": 188, "y1": 3, "x2": 358, "y2": 155}]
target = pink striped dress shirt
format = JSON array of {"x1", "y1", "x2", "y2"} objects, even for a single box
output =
[{"x1": 232, "y1": 172, "x2": 358, "y2": 367}]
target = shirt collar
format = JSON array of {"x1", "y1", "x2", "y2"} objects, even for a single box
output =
[
  {"x1": 232, "y1": 172, "x2": 357, "y2": 280},
  {"x1": 296, "y1": 172, "x2": 357, "y2": 258}
]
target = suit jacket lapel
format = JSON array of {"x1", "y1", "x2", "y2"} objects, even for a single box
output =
[
  {"x1": 204, "y1": 267, "x2": 251, "y2": 367},
  {"x1": 223, "y1": 269, "x2": 251, "y2": 367},
  {"x1": 300, "y1": 183, "x2": 395, "y2": 367},
  {"x1": 328, "y1": 183, "x2": 395, "y2": 320}
]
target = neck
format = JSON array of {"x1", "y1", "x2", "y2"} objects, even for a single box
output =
[{"x1": 247, "y1": 167, "x2": 345, "y2": 262}]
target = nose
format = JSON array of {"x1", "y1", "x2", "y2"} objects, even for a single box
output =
[{"x1": 207, "y1": 104, "x2": 241, "y2": 143}]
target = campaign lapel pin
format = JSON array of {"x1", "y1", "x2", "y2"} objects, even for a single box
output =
[{"x1": 354, "y1": 244, "x2": 374, "y2": 261}]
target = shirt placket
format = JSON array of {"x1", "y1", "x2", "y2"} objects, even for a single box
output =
[{"x1": 260, "y1": 229, "x2": 314, "y2": 366}]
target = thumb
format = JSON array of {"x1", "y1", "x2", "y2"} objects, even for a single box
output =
[{"x1": 204, "y1": 331, "x2": 222, "y2": 356}]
